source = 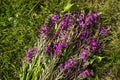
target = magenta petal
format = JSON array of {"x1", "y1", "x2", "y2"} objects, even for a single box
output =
[{"x1": 82, "y1": 70, "x2": 90, "y2": 78}]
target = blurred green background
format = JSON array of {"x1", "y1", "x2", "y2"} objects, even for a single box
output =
[{"x1": 0, "y1": 0, "x2": 120, "y2": 80}]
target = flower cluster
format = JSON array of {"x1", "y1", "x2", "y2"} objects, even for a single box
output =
[
  {"x1": 82, "y1": 70, "x2": 91, "y2": 78},
  {"x1": 38, "y1": 25, "x2": 50, "y2": 38},
  {"x1": 45, "y1": 42, "x2": 68, "y2": 57},
  {"x1": 51, "y1": 14, "x2": 59, "y2": 27},
  {"x1": 59, "y1": 59, "x2": 79, "y2": 78},
  {"x1": 25, "y1": 48, "x2": 38, "y2": 62},
  {"x1": 26, "y1": 11, "x2": 109, "y2": 79}
]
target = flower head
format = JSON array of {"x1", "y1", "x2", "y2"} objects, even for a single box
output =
[
  {"x1": 38, "y1": 25, "x2": 50, "y2": 38},
  {"x1": 85, "y1": 13, "x2": 100, "y2": 26},
  {"x1": 53, "y1": 42, "x2": 68, "y2": 57},
  {"x1": 91, "y1": 40, "x2": 97, "y2": 47},
  {"x1": 79, "y1": 50, "x2": 87, "y2": 60},
  {"x1": 51, "y1": 14, "x2": 59, "y2": 27},
  {"x1": 25, "y1": 48, "x2": 38, "y2": 62},
  {"x1": 60, "y1": 16, "x2": 68, "y2": 30},
  {"x1": 64, "y1": 59, "x2": 77, "y2": 69},
  {"x1": 45, "y1": 45, "x2": 51, "y2": 56},
  {"x1": 79, "y1": 14, "x2": 85, "y2": 27},
  {"x1": 82, "y1": 70, "x2": 90, "y2": 78}
]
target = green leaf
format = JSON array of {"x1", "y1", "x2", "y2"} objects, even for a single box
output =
[
  {"x1": 90, "y1": 59, "x2": 95, "y2": 64},
  {"x1": 97, "y1": 56, "x2": 104, "y2": 63},
  {"x1": 63, "y1": 0, "x2": 74, "y2": 12}
]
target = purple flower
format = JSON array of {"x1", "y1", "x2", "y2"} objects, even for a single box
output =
[
  {"x1": 60, "y1": 17, "x2": 68, "y2": 30},
  {"x1": 25, "y1": 48, "x2": 38, "y2": 62},
  {"x1": 59, "y1": 58, "x2": 81, "y2": 79},
  {"x1": 61, "y1": 34, "x2": 66, "y2": 40},
  {"x1": 26, "y1": 51, "x2": 32, "y2": 61},
  {"x1": 64, "y1": 59, "x2": 77, "y2": 69},
  {"x1": 91, "y1": 46, "x2": 98, "y2": 53},
  {"x1": 33, "y1": 48, "x2": 38, "y2": 55},
  {"x1": 80, "y1": 35, "x2": 85, "y2": 40},
  {"x1": 80, "y1": 29, "x2": 89, "y2": 40},
  {"x1": 51, "y1": 14, "x2": 59, "y2": 27},
  {"x1": 68, "y1": 15, "x2": 74, "y2": 26},
  {"x1": 91, "y1": 40, "x2": 97, "y2": 47},
  {"x1": 38, "y1": 25, "x2": 50, "y2": 38},
  {"x1": 90, "y1": 40, "x2": 99, "y2": 53},
  {"x1": 59, "y1": 33, "x2": 69, "y2": 42},
  {"x1": 45, "y1": 45, "x2": 51, "y2": 56},
  {"x1": 52, "y1": 15, "x2": 59, "y2": 22},
  {"x1": 85, "y1": 35, "x2": 92, "y2": 42},
  {"x1": 79, "y1": 51, "x2": 87, "y2": 60},
  {"x1": 85, "y1": 13, "x2": 100, "y2": 26},
  {"x1": 25, "y1": 48, "x2": 33, "y2": 61},
  {"x1": 82, "y1": 70, "x2": 90, "y2": 78},
  {"x1": 53, "y1": 31, "x2": 60, "y2": 39},
  {"x1": 77, "y1": 68, "x2": 81, "y2": 72},
  {"x1": 79, "y1": 14, "x2": 85, "y2": 27},
  {"x1": 53, "y1": 42, "x2": 68, "y2": 57},
  {"x1": 27, "y1": 48, "x2": 33, "y2": 53}
]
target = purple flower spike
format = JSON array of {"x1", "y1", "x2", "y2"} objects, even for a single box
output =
[
  {"x1": 60, "y1": 16, "x2": 68, "y2": 30},
  {"x1": 38, "y1": 25, "x2": 50, "y2": 38},
  {"x1": 52, "y1": 14, "x2": 59, "y2": 27},
  {"x1": 33, "y1": 48, "x2": 38, "y2": 55},
  {"x1": 85, "y1": 13, "x2": 100, "y2": 26},
  {"x1": 79, "y1": 51, "x2": 87, "y2": 60},
  {"x1": 64, "y1": 59, "x2": 76, "y2": 69},
  {"x1": 82, "y1": 70, "x2": 90, "y2": 78},
  {"x1": 25, "y1": 48, "x2": 33, "y2": 61},
  {"x1": 53, "y1": 42, "x2": 68, "y2": 57},
  {"x1": 52, "y1": 15, "x2": 59, "y2": 21},
  {"x1": 68, "y1": 15, "x2": 74, "y2": 26},
  {"x1": 53, "y1": 31, "x2": 60, "y2": 39},
  {"x1": 26, "y1": 52, "x2": 32, "y2": 61},
  {"x1": 79, "y1": 14, "x2": 85, "y2": 27},
  {"x1": 91, "y1": 40, "x2": 97, "y2": 47},
  {"x1": 91, "y1": 46, "x2": 98, "y2": 53},
  {"x1": 53, "y1": 42, "x2": 65, "y2": 57},
  {"x1": 44, "y1": 27, "x2": 50, "y2": 37},
  {"x1": 77, "y1": 68, "x2": 81, "y2": 72},
  {"x1": 80, "y1": 35, "x2": 85, "y2": 40},
  {"x1": 27, "y1": 48, "x2": 33, "y2": 53},
  {"x1": 25, "y1": 48, "x2": 38, "y2": 62},
  {"x1": 45, "y1": 45, "x2": 51, "y2": 56}
]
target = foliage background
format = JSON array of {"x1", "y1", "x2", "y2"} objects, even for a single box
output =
[{"x1": 0, "y1": 0, "x2": 120, "y2": 80}]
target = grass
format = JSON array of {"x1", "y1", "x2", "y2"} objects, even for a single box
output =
[{"x1": 0, "y1": 0, "x2": 120, "y2": 80}]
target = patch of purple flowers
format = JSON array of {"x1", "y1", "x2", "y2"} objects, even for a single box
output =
[{"x1": 25, "y1": 11, "x2": 109, "y2": 79}]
